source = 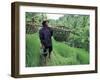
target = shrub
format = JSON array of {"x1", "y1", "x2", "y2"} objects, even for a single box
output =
[
  {"x1": 52, "y1": 28, "x2": 70, "y2": 42},
  {"x1": 26, "y1": 23, "x2": 38, "y2": 34}
]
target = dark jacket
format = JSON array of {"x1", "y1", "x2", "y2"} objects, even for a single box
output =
[{"x1": 39, "y1": 26, "x2": 53, "y2": 47}]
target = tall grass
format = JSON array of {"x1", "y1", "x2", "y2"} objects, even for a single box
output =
[
  {"x1": 26, "y1": 33, "x2": 40, "y2": 67},
  {"x1": 53, "y1": 39, "x2": 89, "y2": 64},
  {"x1": 26, "y1": 33, "x2": 89, "y2": 67}
]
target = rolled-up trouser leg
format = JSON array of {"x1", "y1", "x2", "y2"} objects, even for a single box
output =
[{"x1": 43, "y1": 47, "x2": 48, "y2": 57}]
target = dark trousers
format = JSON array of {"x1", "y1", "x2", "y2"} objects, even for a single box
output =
[{"x1": 43, "y1": 46, "x2": 52, "y2": 57}]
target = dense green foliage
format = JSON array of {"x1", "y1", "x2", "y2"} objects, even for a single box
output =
[
  {"x1": 26, "y1": 12, "x2": 47, "y2": 26},
  {"x1": 53, "y1": 28, "x2": 70, "y2": 42},
  {"x1": 48, "y1": 14, "x2": 90, "y2": 51}
]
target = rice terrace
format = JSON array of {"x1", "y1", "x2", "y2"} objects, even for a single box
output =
[{"x1": 25, "y1": 12, "x2": 90, "y2": 67}]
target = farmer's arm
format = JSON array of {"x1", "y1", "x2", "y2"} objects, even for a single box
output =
[
  {"x1": 51, "y1": 28, "x2": 53, "y2": 36},
  {"x1": 49, "y1": 27, "x2": 53, "y2": 36}
]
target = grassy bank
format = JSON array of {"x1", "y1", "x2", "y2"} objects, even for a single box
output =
[{"x1": 26, "y1": 33, "x2": 89, "y2": 67}]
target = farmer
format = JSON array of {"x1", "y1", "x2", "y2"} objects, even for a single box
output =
[{"x1": 39, "y1": 20, "x2": 53, "y2": 59}]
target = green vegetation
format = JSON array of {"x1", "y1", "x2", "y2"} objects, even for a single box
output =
[
  {"x1": 25, "y1": 12, "x2": 90, "y2": 67},
  {"x1": 49, "y1": 14, "x2": 90, "y2": 51},
  {"x1": 26, "y1": 34, "x2": 40, "y2": 67},
  {"x1": 26, "y1": 33, "x2": 89, "y2": 67}
]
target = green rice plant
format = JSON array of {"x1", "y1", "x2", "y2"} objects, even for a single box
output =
[
  {"x1": 76, "y1": 50, "x2": 89, "y2": 64},
  {"x1": 26, "y1": 33, "x2": 40, "y2": 67}
]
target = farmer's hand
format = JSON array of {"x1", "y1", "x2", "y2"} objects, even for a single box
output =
[{"x1": 40, "y1": 44, "x2": 44, "y2": 48}]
